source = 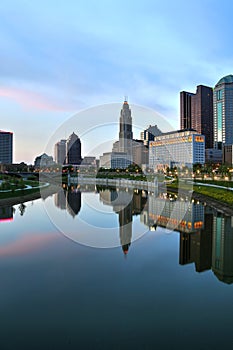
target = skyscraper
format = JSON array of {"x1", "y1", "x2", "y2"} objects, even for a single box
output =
[
  {"x1": 66, "y1": 132, "x2": 82, "y2": 165},
  {"x1": 54, "y1": 139, "x2": 66, "y2": 164},
  {"x1": 119, "y1": 98, "x2": 133, "y2": 156},
  {"x1": 180, "y1": 85, "x2": 213, "y2": 148},
  {"x1": 0, "y1": 130, "x2": 13, "y2": 164},
  {"x1": 180, "y1": 91, "x2": 194, "y2": 130},
  {"x1": 213, "y1": 74, "x2": 233, "y2": 149}
]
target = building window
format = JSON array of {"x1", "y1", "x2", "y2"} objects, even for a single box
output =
[{"x1": 217, "y1": 89, "x2": 223, "y2": 100}]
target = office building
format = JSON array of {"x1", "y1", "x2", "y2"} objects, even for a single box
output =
[
  {"x1": 34, "y1": 153, "x2": 54, "y2": 168},
  {"x1": 66, "y1": 132, "x2": 82, "y2": 165},
  {"x1": 149, "y1": 129, "x2": 205, "y2": 170},
  {"x1": 0, "y1": 130, "x2": 13, "y2": 164},
  {"x1": 99, "y1": 152, "x2": 112, "y2": 168},
  {"x1": 54, "y1": 139, "x2": 66, "y2": 165},
  {"x1": 111, "y1": 152, "x2": 131, "y2": 169},
  {"x1": 223, "y1": 145, "x2": 233, "y2": 166},
  {"x1": 180, "y1": 85, "x2": 213, "y2": 148},
  {"x1": 81, "y1": 157, "x2": 96, "y2": 166},
  {"x1": 132, "y1": 140, "x2": 149, "y2": 166},
  {"x1": 205, "y1": 148, "x2": 222, "y2": 164},
  {"x1": 140, "y1": 125, "x2": 162, "y2": 146},
  {"x1": 213, "y1": 74, "x2": 233, "y2": 149},
  {"x1": 180, "y1": 91, "x2": 194, "y2": 130},
  {"x1": 119, "y1": 98, "x2": 133, "y2": 157},
  {"x1": 99, "y1": 151, "x2": 131, "y2": 169}
]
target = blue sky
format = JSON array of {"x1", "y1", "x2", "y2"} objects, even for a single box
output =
[{"x1": 1, "y1": 0, "x2": 233, "y2": 163}]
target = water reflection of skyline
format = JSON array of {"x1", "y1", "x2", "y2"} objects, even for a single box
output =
[
  {"x1": 99, "y1": 188, "x2": 147, "y2": 254},
  {"x1": 0, "y1": 206, "x2": 13, "y2": 222},
  {"x1": 54, "y1": 188, "x2": 81, "y2": 218},
  {"x1": 53, "y1": 185, "x2": 233, "y2": 284},
  {"x1": 1, "y1": 185, "x2": 233, "y2": 284}
]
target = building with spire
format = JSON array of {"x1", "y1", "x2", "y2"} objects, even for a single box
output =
[
  {"x1": 109, "y1": 98, "x2": 133, "y2": 168},
  {"x1": 99, "y1": 98, "x2": 149, "y2": 169},
  {"x1": 119, "y1": 98, "x2": 133, "y2": 155}
]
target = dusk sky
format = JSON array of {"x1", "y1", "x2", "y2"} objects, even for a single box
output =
[{"x1": 1, "y1": 0, "x2": 233, "y2": 163}]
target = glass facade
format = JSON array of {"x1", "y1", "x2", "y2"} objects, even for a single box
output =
[
  {"x1": 0, "y1": 131, "x2": 13, "y2": 164},
  {"x1": 214, "y1": 75, "x2": 233, "y2": 147},
  {"x1": 217, "y1": 102, "x2": 222, "y2": 142},
  {"x1": 217, "y1": 89, "x2": 223, "y2": 100}
]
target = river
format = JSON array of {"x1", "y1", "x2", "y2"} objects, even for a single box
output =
[{"x1": 0, "y1": 184, "x2": 233, "y2": 349}]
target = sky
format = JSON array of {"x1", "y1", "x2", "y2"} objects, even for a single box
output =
[{"x1": 1, "y1": 0, "x2": 233, "y2": 163}]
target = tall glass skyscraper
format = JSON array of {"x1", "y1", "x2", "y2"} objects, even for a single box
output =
[
  {"x1": 66, "y1": 132, "x2": 82, "y2": 165},
  {"x1": 214, "y1": 74, "x2": 233, "y2": 149},
  {"x1": 180, "y1": 85, "x2": 213, "y2": 149},
  {"x1": 0, "y1": 130, "x2": 13, "y2": 164}
]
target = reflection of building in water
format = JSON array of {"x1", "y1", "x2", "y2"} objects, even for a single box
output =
[
  {"x1": 67, "y1": 190, "x2": 81, "y2": 218},
  {"x1": 179, "y1": 207, "x2": 213, "y2": 272},
  {"x1": 142, "y1": 195, "x2": 233, "y2": 283},
  {"x1": 119, "y1": 203, "x2": 132, "y2": 255},
  {"x1": 0, "y1": 206, "x2": 13, "y2": 222},
  {"x1": 145, "y1": 194, "x2": 204, "y2": 233},
  {"x1": 54, "y1": 188, "x2": 81, "y2": 218},
  {"x1": 99, "y1": 189, "x2": 133, "y2": 255},
  {"x1": 145, "y1": 195, "x2": 214, "y2": 273},
  {"x1": 212, "y1": 213, "x2": 233, "y2": 284},
  {"x1": 99, "y1": 188, "x2": 146, "y2": 254},
  {"x1": 54, "y1": 189, "x2": 67, "y2": 210}
]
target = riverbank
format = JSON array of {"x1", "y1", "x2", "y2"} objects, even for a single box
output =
[
  {"x1": 167, "y1": 184, "x2": 233, "y2": 216},
  {"x1": 0, "y1": 184, "x2": 58, "y2": 207}
]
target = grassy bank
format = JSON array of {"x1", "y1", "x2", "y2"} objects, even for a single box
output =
[
  {"x1": 0, "y1": 187, "x2": 41, "y2": 200},
  {"x1": 194, "y1": 179, "x2": 233, "y2": 187},
  {"x1": 193, "y1": 185, "x2": 233, "y2": 205},
  {"x1": 168, "y1": 181, "x2": 233, "y2": 206}
]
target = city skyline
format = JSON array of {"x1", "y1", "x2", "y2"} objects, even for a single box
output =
[{"x1": 1, "y1": 1, "x2": 233, "y2": 163}]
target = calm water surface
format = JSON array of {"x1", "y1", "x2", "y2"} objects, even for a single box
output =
[{"x1": 0, "y1": 185, "x2": 233, "y2": 350}]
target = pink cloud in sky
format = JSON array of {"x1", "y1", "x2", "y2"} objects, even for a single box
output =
[
  {"x1": 0, "y1": 86, "x2": 75, "y2": 112},
  {"x1": 0, "y1": 232, "x2": 58, "y2": 257}
]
